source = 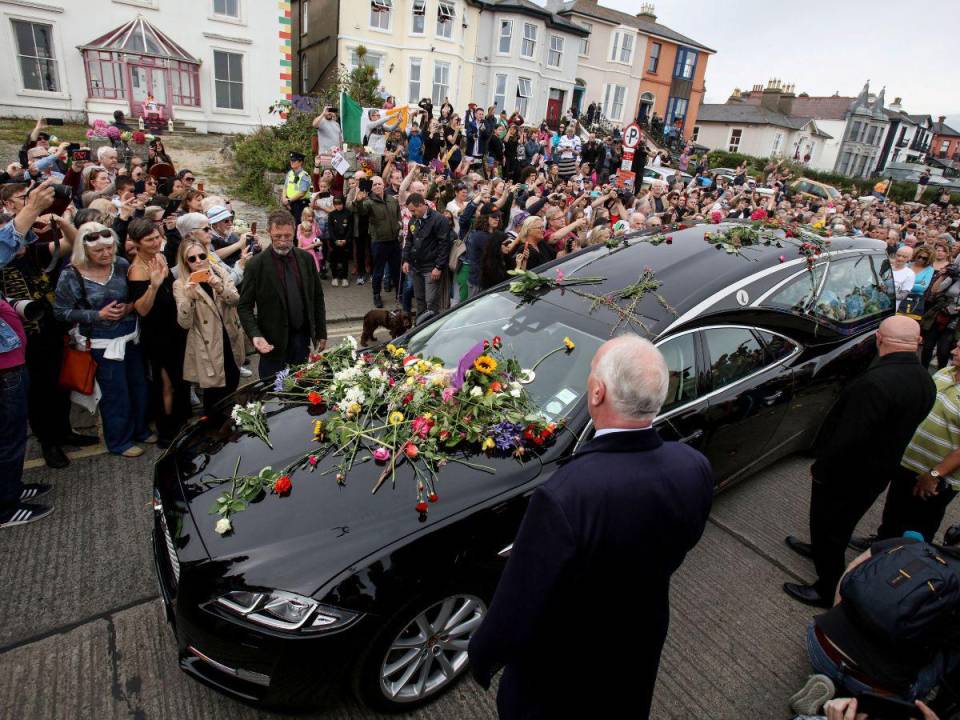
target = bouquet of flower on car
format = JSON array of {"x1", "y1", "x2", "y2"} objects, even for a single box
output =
[{"x1": 212, "y1": 335, "x2": 571, "y2": 534}]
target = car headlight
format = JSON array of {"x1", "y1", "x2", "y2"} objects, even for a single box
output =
[{"x1": 214, "y1": 589, "x2": 359, "y2": 633}]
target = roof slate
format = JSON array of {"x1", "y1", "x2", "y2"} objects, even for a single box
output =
[{"x1": 696, "y1": 104, "x2": 832, "y2": 137}]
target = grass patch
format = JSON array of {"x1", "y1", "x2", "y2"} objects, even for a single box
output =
[{"x1": 0, "y1": 117, "x2": 90, "y2": 147}]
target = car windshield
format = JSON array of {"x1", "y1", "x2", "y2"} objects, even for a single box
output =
[
  {"x1": 826, "y1": 186, "x2": 841, "y2": 200},
  {"x1": 404, "y1": 293, "x2": 604, "y2": 420}
]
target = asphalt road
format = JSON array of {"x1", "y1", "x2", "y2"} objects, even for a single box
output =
[{"x1": 4, "y1": 335, "x2": 959, "y2": 719}]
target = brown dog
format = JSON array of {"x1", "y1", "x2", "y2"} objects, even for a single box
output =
[{"x1": 360, "y1": 308, "x2": 412, "y2": 347}]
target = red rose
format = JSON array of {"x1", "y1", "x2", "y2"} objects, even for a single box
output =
[
  {"x1": 492, "y1": 336, "x2": 502, "y2": 349},
  {"x1": 415, "y1": 501, "x2": 429, "y2": 513},
  {"x1": 784, "y1": 230, "x2": 794, "y2": 238},
  {"x1": 490, "y1": 382, "x2": 502, "y2": 393},
  {"x1": 428, "y1": 492, "x2": 439, "y2": 503},
  {"x1": 665, "y1": 236, "x2": 673, "y2": 244},
  {"x1": 534, "y1": 436, "x2": 544, "y2": 446},
  {"x1": 483, "y1": 339, "x2": 490, "y2": 349},
  {"x1": 405, "y1": 442, "x2": 419, "y2": 459},
  {"x1": 678, "y1": 224, "x2": 687, "y2": 230},
  {"x1": 308, "y1": 455, "x2": 318, "y2": 466},
  {"x1": 307, "y1": 391, "x2": 323, "y2": 405},
  {"x1": 294, "y1": 370, "x2": 303, "y2": 379},
  {"x1": 402, "y1": 393, "x2": 414, "y2": 405},
  {"x1": 439, "y1": 430, "x2": 450, "y2": 441},
  {"x1": 273, "y1": 475, "x2": 292, "y2": 495}
]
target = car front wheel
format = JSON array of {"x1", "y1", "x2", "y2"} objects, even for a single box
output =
[{"x1": 354, "y1": 592, "x2": 488, "y2": 712}]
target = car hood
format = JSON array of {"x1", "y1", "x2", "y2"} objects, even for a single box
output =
[{"x1": 172, "y1": 385, "x2": 545, "y2": 597}]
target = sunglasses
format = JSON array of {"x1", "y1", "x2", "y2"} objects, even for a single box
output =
[
  {"x1": 82, "y1": 229, "x2": 113, "y2": 243},
  {"x1": 195, "y1": 225, "x2": 210, "y2": 232},
  {"x1": 186, "y1": 253, "x2": 208, "y2": 262},
  {"x1": 183, "y1": 176, "x2": 196, "y2": 182}
]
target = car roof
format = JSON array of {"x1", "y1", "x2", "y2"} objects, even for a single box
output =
[{"x1": 537, "y1": 221, "x2": 885, "y2": 340}]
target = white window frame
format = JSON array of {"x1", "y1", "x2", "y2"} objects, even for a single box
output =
[
  {"x1": 11, "y1": 18, "x2": 61, "y2": 95},
  {"x1": 498, "y1": 19, "x2": 512, "y2": 55},
  {"x1": 578, "y1": 22, "x2": 591, "y2": 57},
  {"x1": 516, "y1": 76, "x2": 532, "y2": 116},
  {"x1": 493, "y1": 73, "x2": 507, "y2": 112},
  {"x1": 548, "y1": 34, "x2": 563, "y2": 68},
  {"x1": 610, "y1": 30, "x2": 634, "y2": 66},
  {"x1": 212, "y1": 48, "x2": 245, "y2": 113},
  {"x1": 728, "y1": 128, "x2": 743, "y2": 153},
  {"x1": 603, "y1": 83, "x2": 626, "y2": 122},
  {"x1": 408, "y1": 57, "x2": 422, "y2": 104},
  {"x1": 772, "y1": 131, "x2": 783, "y2": 155},
  {"x1": 432, "y1": 60, "x2": 450, "y2": 105},
  {"x1": 521, "y1": 22, "x2": 537, "y2": 59},
  {"x1": 301, "y1": 0, "x2": 309, "y2": 34},
  {"x1": 436, "y1": 0, "x2": 455, "y2": 39},
  {"x1": 300, "y1": 53, "x2": 309, "y2": 94},
  {"x1": 411, "y1": 0, "x2": 426, "y2": 36},
  {"x1": 212, "y1": 0, "x2": 240, "y2": 19},
  {"x1": 370, "y1": 0, "x2": 392, "y2": 32},
  {"x1": 349, "y1": 49, "x2": 384, "y2": 79}
]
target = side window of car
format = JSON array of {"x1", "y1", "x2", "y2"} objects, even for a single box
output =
[
  {"x1": 795, "y1": 181, "x2": 809, "y2": 194},
  {"x1": 765, "y1": 264, "x2": 826, "y2": 313},
  {"x1": 812, "y1": 254, "x2": 894, "y2": 324},
  {"x1": 812, "y1": 185, "x2": 827, "y2": 199},
  {"x1": 756, "y1": 330, "x2": 798, "y2": 363},
  {"x1": 657, "y1": 332, "x2": 699, "y2": 413},
  {"x1": 703, "y1": 327, "x2": 767, "y2": 391},
  {"x1": 644, "y1": 169, "x2": 658, "y2": 179}
]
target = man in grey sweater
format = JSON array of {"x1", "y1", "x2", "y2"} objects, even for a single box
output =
[{"x1": 313, "y1": 107, "x2": 343, "y2": 156}]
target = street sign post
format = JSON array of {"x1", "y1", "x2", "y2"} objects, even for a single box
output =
[{"x1": 622, "y1": 123, "x2": 642, "y2": 150}]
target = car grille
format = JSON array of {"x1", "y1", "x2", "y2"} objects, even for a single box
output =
[{"x1": 154, "y1": 492, "x2": 181, "y2": 586}]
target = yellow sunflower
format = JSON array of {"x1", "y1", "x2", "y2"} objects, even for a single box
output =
[
  {"x1": 473, "y1": 355, "x2": 498, "y2": 375},
  {"x1": 389, "y1": 411, "x2": 405, "y2": 425},
  {"x1": 563, "y1": 337, "x2": 576, "y2": 351}
]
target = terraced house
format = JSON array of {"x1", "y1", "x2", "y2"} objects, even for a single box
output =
[{"x1": 552, "y1": 0, "x2": 713, "y2": 136}]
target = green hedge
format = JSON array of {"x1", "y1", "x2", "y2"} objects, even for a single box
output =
[
  {"x1": 705, "y1": 149, "x2": 959, "y2": 205},
  {"x1": 229, "y1": 110, "x2": 317, "y2": 207}
]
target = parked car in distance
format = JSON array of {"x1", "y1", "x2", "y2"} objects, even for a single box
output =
[
  {"x1": 791, "y1": 178, "x2": 842, "y2": 202},
  {"x1": 641, "y1": 164, "x2": 693, "y2": 188},
  {"x1": 153, "y1": 222, "x2": 893, "y2": 713}
]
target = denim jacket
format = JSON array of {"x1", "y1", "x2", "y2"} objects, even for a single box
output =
[
  {"x1": 54, "y1": 258, "x2": 137, "y2": 339},
  {"x1": 0, "y1": 220, "x2": 38, "y2": 352}
]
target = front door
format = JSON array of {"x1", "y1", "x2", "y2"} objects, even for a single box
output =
[
  {"x1": 546, "y1": 98, "x2": 561, "y2": 130},
  {"x1": 129, "y1": 64, "x2": 171, "y2": 121}
]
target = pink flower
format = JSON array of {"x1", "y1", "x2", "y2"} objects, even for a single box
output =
[
  {"x1": 750, "y1": 208, "x2": 767, "y2": 221},
  {"x1": 442, "y1": 387, "x2": 457, "y2": 403},
  {"x1": 372, "y1": 447, "x2": 391, "y2": 463},
  {"x1": 555, "y1": 269, "x2": 565, "y2": 283},
  {"x1": 779, "y1": 255, "x2": 786, "y2": 263},
  {"x1": 710, "y1": 210, "x2": 723, "y2": 224},
  {"x1": 411, "y1": 415, "x2": 434, "y2": 439}
]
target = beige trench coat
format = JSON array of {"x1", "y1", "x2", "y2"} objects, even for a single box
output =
[{"x1": 172, "y1": 262, "x2": 246, "y2": 388}]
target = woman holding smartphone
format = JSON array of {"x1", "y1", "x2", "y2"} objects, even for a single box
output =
[
  {"x1": 172, "y1": 240, "x2": 245, "y2": 416},
  {"x1": 127, "y1": 218, "x2": 191, "y2": 448}
]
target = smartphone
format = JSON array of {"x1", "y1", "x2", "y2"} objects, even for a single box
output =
[
  {"x1": 189, "y1": 269, "x2": 211, "y2": 284},
  {"x1": 250, "y1": 221, "x2": 258, "y2": 235},
  {"x1": 359, "y1": 179, "x2": 373, "y2": 192},
  {"x1": 72, "y1": 149, "x2": 90, "y2": 163},
  {"x1": 44, "y1": 118, "x2": 64, "y2": 126},
  {"x1": 856, "y1": 692, "x2": 921, "y2": 719},
  {"x1": 197, "y1": 181, "x2": 205, "y2": 193}
]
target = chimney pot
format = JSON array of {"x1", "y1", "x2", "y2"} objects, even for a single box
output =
[{"x1": 939, "y1": 115, "x2": 946, "y2": 125}]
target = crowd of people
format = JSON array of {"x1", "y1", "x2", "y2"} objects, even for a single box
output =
[{"x1": 2, "y1": 101, "x2": 960, "y2": 719}]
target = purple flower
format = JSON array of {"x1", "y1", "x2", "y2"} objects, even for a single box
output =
[
  {"x1": 452, "y1": 341, "x2": 485, "y2": 390},
  {"x1": 272, "y1": 368, "x2": 290, "y2": 392},
  {"x1": 491, "y1": 421, "x2": 523, "y2": 451}
]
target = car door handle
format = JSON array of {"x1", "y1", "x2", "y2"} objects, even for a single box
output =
[
  {"x1": 763, "y1": 391, "x2": 784, "y2": 405},
  {"x1": 679, "y1": 429, "x2": 703, "y2": 444}
]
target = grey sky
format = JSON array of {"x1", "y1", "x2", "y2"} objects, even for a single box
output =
[{"x1": 565, "y1": 0, "x2": 960, "y2": 117}]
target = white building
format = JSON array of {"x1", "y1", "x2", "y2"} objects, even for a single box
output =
[
  {"x1": 876, "y1": 98, "x2": 933, "y2": 174},
  {"x1": 471, "y1": 0, "x2": 588, "y2": 126},
  {"x1": 0, "y1": 0, "x2": 286, "y2": 133}
]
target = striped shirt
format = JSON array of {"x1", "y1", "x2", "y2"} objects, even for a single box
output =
[{"x1": 902, "y1": 366, "x2": 960, "y2": 489}]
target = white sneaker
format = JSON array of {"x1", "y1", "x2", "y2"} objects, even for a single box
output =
[
  {"x1": 357, "y1": 276, "x2": 365, "y2": 286},
  {"x1": 239, "y1": 366, "x2": 253, "y2": 377},
  {"x1": 334, "y1": 278, "x2": 341, "y2": 287}
]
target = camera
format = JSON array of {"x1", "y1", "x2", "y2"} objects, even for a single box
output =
[{"x1": 2, "y1": 297, "x2": 44, "y2": 322}]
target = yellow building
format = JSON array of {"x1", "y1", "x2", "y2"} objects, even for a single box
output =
[{"x1": 293, "y1": 0, "x2": 478, "y2": 110}]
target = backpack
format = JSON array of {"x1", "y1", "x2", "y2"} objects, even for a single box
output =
[{"x1": 840, "y1": 541, "x2": 960, "y2": 650}]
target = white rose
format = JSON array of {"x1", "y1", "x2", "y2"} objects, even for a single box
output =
[
  {"x1": 470, "y1": 386, "x2": 483, "y2": 397},
  {"x1": 215, "y1": 517, "x2": 232, "y2": 535}
]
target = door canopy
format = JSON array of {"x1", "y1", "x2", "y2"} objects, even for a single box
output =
[{"x1": 80, "y1": 15, "x2": 198, "y2": 64}]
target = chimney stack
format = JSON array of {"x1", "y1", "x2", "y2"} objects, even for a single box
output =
[
  {"x1": 637, "y1": 3, "x2": 656, "y2": 21},
  {"x1": 939, "y1": 115, "x2": 946, "y2": 125}
]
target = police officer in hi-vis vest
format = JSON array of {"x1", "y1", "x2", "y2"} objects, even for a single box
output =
[{"x1": 282, "y1": 151, "x2": 311, "y2": 224}]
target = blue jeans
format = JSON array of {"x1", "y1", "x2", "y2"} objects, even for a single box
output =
[
  {"x1": 370, "y1": 242, "x2": 401, "y2": 297},
  {"x1": 92, "y1": 342, "x2": 150, "y2": 454},
  {"x1": 806, "y1": 623, "x2": 945, "y2": 701},
  {"x1": 0, "y1": 365, "x2": 28, "y2": 511},
  {"x1": 401, "y1": 272, "x2": 414, "y2": 314}
]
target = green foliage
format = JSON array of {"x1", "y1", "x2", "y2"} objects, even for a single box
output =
[
  {"x1": 338, "y1": 45, "x2": 382, "y2": 107},
  {"x1": 228, "y1": 109, "x2": 317, "y2": 207}
]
